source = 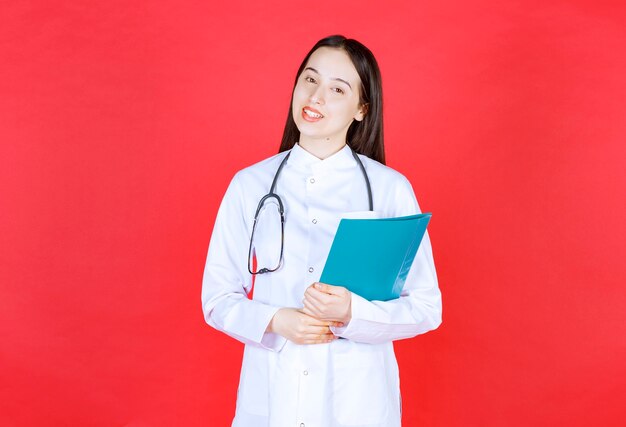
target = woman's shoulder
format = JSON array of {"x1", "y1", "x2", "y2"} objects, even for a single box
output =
[
  {"x1": 231, "y1": 151, "x2": 289, "y2": 184},
  {"x1": 357, "y1": 154, "x2": 421, "y2": 215},
  {"x1": 357, "y1": 154, "x2": 412, "y2": 188}
]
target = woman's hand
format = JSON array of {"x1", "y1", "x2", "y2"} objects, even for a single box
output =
[
  {"x1": 267, "y1": 308, "x2": 342, "y2": 345},
  {"x1": 302, "y1": 283, "x2": 352, "y2": 324}
]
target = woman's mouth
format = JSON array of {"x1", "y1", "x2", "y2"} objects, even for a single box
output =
[{"x1": 302, "y1": 107, "x2": 324, "y2": 122}]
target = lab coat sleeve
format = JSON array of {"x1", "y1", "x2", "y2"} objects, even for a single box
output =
[
  {"x1": 330, "y1": 176, "x2": 442, "y2": 344},
  {"x1": 201, "y1": 174, "x2": 287, "y2": 352}
]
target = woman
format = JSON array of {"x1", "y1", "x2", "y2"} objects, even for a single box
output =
[{"x1": 202, "y1": 35, "x2": 442, "y2": 427}]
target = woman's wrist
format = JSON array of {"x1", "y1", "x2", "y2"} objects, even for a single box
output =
[{"x1": 266, "y1": 308, "x2": 289, "y2": 334}]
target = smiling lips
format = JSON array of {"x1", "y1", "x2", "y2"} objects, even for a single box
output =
[{"x1": 302, "y1": 106, "x2": 324, "y2": 122}]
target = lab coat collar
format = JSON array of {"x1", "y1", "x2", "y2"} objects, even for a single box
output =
[{"x1": 289, "y1": 143, "x2": 356, "y2": 172}]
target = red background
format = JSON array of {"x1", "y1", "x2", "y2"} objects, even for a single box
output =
[{"x1": 1, "y1": 1, "x2": 625, "y2": 426}]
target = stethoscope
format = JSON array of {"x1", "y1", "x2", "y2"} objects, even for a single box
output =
[{"x1": 248, "y1": 146, "x2": 373, "y2": 275}]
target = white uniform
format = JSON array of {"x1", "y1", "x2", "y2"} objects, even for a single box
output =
[{"x1": 202, "y1": 143, "x2": 442, "y2": 427}]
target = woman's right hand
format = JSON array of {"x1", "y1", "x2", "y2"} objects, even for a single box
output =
[{"x1": 267, "y1": 308, "x2": 343, "y2": 345}]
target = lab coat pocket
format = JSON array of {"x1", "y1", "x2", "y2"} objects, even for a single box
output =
[
  {"x1": 332, "y1": 350, "x2": 389, "y2": 425},
  {"x1": 236, "y1": 350, "x2": 269, "y2": 416}
]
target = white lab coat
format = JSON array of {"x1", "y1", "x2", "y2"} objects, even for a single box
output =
[{"x1": 202, "y1": 143, "x2": 442, "y2": 427}]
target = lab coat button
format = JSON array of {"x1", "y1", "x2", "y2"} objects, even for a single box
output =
[
  {"x1": 300, "y1": 424, "x2": 305, "y2": 427},
  {"x1": 303, "y1": 370, "x2": 308, "y2": 376},
  {"x1": 309, "y1": 178, "x2": 315, "y2": 184},
  {"x1": 308, "y1": 267, "x2": 314, "y2": 273},
  {"x1": 312, "y1": 219, "x2": 317, "y2": 224}
]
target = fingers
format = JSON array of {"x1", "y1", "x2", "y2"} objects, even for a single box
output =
[
  {"x1": 292, "y1": 324, "x2": 337, "y2": 345},
  {"x1": 295, "y1": 309, "x2": 341, "y2": 327},
  {"x1": 299, "y1": 307, "x2": 344, "y2": 327},
  {"x1": 299, "y1": 331, "x2": 337, "y2": 345},
  {"x1": 303, "y1": 285, "x2": 332, "y2": 316},
  {"x1": 298, "y1": 337, "x2": 336, "y2": 345},
  {"x1": 308, "y1": 325, "x2": 334, "y2": 335},
  {"x1": 312, "y1": 282, "x2": 345, "y2": 296},
  {"x1": 274, "y1": 308, "x2": 340, "y2": 345},
  {"x1": 304, "y1": 283, "x2": 349, "y2": 306},
  {"x1": 304, "y1": 331, "x2": 335, "y2": 340},
  {"x1": 305, "y1": 286, "x2": 329, "y2": 305},
  {"x1": 302, "y1": 298, "x2": 321, "y2": 318},
  {"x1": 312, "y1": 282, "x2": 332, "y2": 294}
]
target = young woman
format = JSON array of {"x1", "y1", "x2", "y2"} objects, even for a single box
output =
[{"x1": 202, "y1": 35, "x2": 442, "y2": 427}]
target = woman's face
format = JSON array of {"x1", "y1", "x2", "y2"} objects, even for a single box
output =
[{"x1": 292, "y1": 47, "x2": 366, "y2": 147}]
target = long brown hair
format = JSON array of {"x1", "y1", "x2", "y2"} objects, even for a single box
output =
[{"x1": 278, "y1": 35, "x2": 385, "y2": 164}]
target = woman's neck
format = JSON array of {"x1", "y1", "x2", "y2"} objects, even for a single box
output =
[{"x1": 298, "y1": 138, "x2": 347, "y2": 160}]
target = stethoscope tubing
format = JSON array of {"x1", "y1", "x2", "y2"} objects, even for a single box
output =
[{"x1": 248, "y1": 146, "x2": 373, "y2": 275}]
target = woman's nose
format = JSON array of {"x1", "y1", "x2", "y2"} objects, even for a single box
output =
[{"x1": 309, "y1": 86, "x2": 325, "y2": 105}]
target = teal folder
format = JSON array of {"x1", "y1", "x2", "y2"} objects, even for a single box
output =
[{"x1": 320, "y1": 213, "x2": 432, "y2": 301}]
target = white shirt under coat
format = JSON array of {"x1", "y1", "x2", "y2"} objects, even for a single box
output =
[{"x1": 202, "y1": 143, "x2": 442, "y2": 427}]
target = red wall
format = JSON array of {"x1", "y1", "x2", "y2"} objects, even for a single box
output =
[{"x1": 1, "y1": 1, "x2": 624, "y2": 426}]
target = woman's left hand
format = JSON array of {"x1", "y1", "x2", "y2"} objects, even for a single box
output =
[{"x1": 302, "y1": 282, "x2": 352, "y2": 324}]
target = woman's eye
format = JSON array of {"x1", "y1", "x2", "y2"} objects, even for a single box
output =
[
  {"x1": 332, "y1": 87, "x2": 344, "y2": 94},
  {"x1": 305, "y1": 76, "x2": 316, "y2": 83}
]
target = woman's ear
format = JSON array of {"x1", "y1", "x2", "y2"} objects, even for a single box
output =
[{"x1": 355, "y1": 103, "x2": 369, "y2": 122}]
